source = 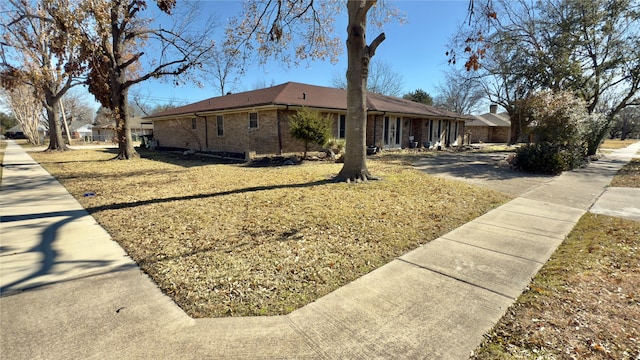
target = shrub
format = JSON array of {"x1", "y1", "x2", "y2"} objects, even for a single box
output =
[
  {"x1": 289, "y1": 107, "x2": 333, "y2": 158},
  {"x1": 511, "y1": 91, "x2": 589, "y2": 174},
  {"x1": 582, "y1": 113, "x2": 610, "y2": 156},
  {"x1": 325, "y1": 138, "x2": 346, "y2": 155},
  {"x1": 510, "y1": 143, "x2": 585, "y2": 175}
]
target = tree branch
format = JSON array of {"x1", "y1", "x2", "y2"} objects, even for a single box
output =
[{"x1": 366, "y1": 32, "x2": 386, "y2": 58}]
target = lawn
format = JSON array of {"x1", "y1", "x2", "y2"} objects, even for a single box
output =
[
  {"x1": 472, "y1": 157, "x2": 640, "y2": 359},
  {"x1": 30, "y1": 148, "x2": 510, "y2": 317},
  {"x1": 600, "y1": 138, "x2": 639, "y2": 150},
  {"x1": 610, "y1": 159, "x2": 640, "y2": 188}
]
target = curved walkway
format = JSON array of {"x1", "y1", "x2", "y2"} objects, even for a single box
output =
[{"x1": 1, "y1": 140, "x2": 638, "y2": 359}]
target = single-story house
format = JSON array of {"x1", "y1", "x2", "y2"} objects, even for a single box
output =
[
  {"x1": 5, "y1": 124, "x2": 48, "y2": 142},
  {"x1": 91, "y1": 116, "x2": 154, "y2": 142},
  {"x1": 145, "y1": 82, "x2": 474, "y2": 155},
  {"x1": 72, "y1": 123, "x2": 94, "y2": 140},
  {"x1": 466, "y1": 105, "x2": 511, "y2": 143}
]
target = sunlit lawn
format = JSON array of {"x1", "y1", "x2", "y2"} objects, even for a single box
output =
[{"x1": 31, "y1": 148, "x2": 510, "y2": 317}]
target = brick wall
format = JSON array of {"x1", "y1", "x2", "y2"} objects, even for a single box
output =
[
  {"x1": 154, "y1": 110, "x2": 471, "y2": 153},
  {"x1": 154, "y1": 109, "x2": 343, "y2": 155},
  {"x1": 489, "y1": 126, "x2": 510, "y2": 143},
  {"x1": 467, "y1": 126, "x2": 490, "y2": 143},
  {"x1": 152, "y1": 118, "x2": 205, "y2": 149}
]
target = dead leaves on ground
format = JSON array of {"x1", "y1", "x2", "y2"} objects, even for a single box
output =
[
  {"x1": 473, "y1": 213, "x2": 640, "y2": 360},
  {"x1": 31, "y1": 149, "x2": 510, "y2": 318}
]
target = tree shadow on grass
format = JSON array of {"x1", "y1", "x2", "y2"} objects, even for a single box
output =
[
  {"x1": 84, "y1": 178, "x2": 336, "y2": 214},
  {"x1": 137, "y1": 148, "x2": 245, "y2": 168}
]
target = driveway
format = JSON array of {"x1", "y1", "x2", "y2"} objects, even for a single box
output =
[{"x1": 413, "y1": 151, "x2": 555, "y2": 196}]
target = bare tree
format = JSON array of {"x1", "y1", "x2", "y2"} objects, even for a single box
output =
[
  {"x1": 611, "y1": 107, "x2": 640, "y2": 140},
  {"x1": 93, "y1": 106, "x2": 112, "y2": 126},
  {"x1": 475, "y1": 0, "x2": 640, "y2": 148},
  {"x1": 1, "y1": 85, "x2": 44, "y2": 145},
  {"x1": 434, "y1": 70, "x2": 484, "y2": 114},
  {"x1": 130, "y1": 90, "x2": 183, "y2": 117},
  {"x1": 83, "y1": 0, "x2": 217, "y2": 159},
  {"x1": 205, "y1": 41, "x2": 242, "y2": 96},
  {"x1": 331, "y1": 59, "x2": 405, "y2": 97},
  {"x1": 61, "y1": 90, "x2": 95, "y2": 127},
  {"x1": 1, "y1": 0, "x2": 88, "y2": 151}
]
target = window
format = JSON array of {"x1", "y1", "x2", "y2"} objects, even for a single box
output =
[
  {"x1": 338, "y1": 114, "x2": 346, "y2": 139},
  {"x1": 216, "y1": 115, "x2": 224, "y2": 136},
  {"x1": 249, "y1": 112, "x2": 258, "y2": 129},
  {"x1": 191, "y1": 118, "x2": 197, "y2": 130}
]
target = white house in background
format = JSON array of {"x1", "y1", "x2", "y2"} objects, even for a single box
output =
[
  {"x1": 91, "y1": 116, "x2": 153, "y2": 142},
  {"x1": 73, "y1": 123, "x2": 93, "y2": 141}
]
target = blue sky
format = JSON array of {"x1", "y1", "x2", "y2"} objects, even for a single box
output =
[{"x1": 131, "y1": 0, "x2": 473, "y2": 109}]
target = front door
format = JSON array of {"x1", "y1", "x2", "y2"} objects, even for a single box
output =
[{"x1": 383, "y1": 116, "x2": 402, "y2": 149}]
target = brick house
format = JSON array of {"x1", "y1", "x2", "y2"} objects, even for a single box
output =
[
  {"x1": 145, "y1": 82, "x2": 473, "y2": 155},
  {"x1": 466, "y1": 105, "x2": 511, "y2": 143}
]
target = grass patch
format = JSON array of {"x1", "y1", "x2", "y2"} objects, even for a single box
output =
[
  {"x1": 610, "y1": 159, "x2": 640, "y2": 188},
  {"x1": 472, "y1": 213, "x2": 640, "y2": 359},
  {"x1": 30, "y1": 148, "x2": 510, "y2": 318},
  {"x1": 600, "y1": 138, "x2": 639, "y2": 150},
  {"x1": 472, "y1": 144, "x2": 519, "y2": 153}
]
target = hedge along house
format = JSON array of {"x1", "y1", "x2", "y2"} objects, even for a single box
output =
[{"x1": 145, "y1": 82, "x2": 472, "y2": 156}]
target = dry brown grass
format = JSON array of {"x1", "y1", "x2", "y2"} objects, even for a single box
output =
[
  {"x1": 600, "y1": 138, "x2": 639, "y2": 150},
  {"x1": 610, "y1": 159, "x2": 640, "y2": 188},
  {"x1": 472, "y1": 213, "x2": 640, "y2": 360},
  {"x1": 31, "y1": 148, "x2": 510, "y2": 318}
]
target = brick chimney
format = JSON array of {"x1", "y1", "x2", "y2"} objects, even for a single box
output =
[{"x1": 489, "y1": 104, "x2": 498, "y2": 114}]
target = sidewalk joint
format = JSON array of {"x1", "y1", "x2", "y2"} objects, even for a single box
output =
[{"x1": 395, "y1": 258, "x2": 515, "y2": 300}]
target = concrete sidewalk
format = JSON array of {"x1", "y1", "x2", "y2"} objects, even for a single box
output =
[{"x1": 1, "y1": 140, "x2": 638, "y2": 359}]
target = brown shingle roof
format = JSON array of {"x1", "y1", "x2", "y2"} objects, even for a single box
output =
[
  {"x1": 468, "y1": 112, "x2": 511, "y2": 127},
  {"x1": 146, "y1": 82, "x2": 472, "y2": 120}
]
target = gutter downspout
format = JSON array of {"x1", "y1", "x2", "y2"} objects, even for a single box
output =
[{"x1": 277, "y1": 106, "x2": 286, "y2": 155}]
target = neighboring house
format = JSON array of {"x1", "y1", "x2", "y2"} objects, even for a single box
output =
[
  {"x1": 145, "y1": 82, "x2": 473, "y2": 155},
  {"x1": 466, "y1": 105, "x2": 511, "y2": 143},
  {"x1": 72, "y1": 123, "x2": 94, "y2": 141},
  {"x1": 5, "y1": 124, "x2": 48, "y2": 142},
  {"x1": 91, "y1": 116, "x2": 153, "y2": 142}
]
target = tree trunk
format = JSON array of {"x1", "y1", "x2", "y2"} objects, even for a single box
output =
[
  {"x1": 112, "y1": 77, "x2": 137, "y2": 160},
  {"x1": 336, "y1": 1, "x2": 384, "y2": 182},
  {"x1": 44, "y1": 93, "x2": 67, "y2": 151}
]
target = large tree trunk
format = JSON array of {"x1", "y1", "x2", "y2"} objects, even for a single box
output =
[
  {"x1": 44, "y1": 92, "x2": 67, "y2": 151},
  {"x1": 114, "y1": 88, "x2": 137, "y2": 159},
  {"x1": 111, "y1": 67, "x2": 137, "y2": 160},
  {"x1": 336, "y1": 1, "x2": 384, "y2": 182}
]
